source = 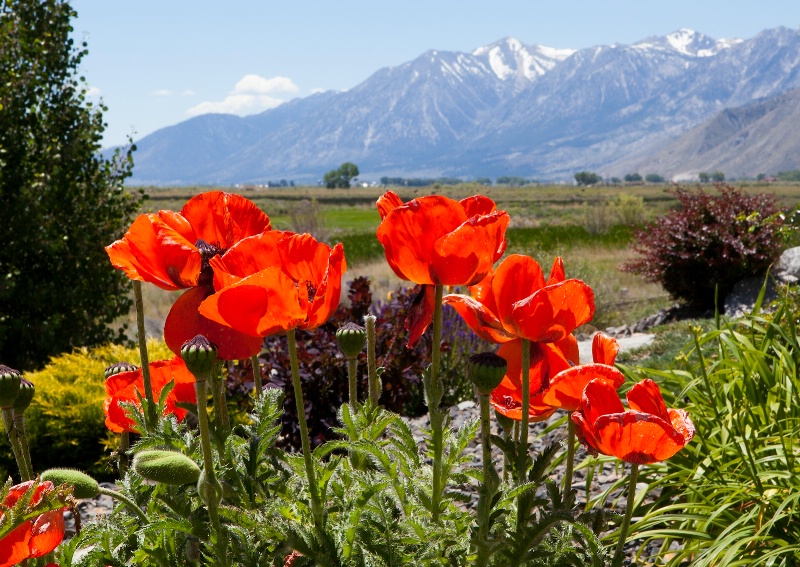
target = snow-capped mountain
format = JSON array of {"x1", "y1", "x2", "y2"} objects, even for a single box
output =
[{"x1": 127, "y1": 27, "x2": 800, "y2": 185}]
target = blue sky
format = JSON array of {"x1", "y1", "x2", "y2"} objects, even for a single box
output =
[{"x1": 71, "y1": 1, "x2": 800, "y2": 148}]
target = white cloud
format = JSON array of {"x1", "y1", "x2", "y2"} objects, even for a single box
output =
[
  {"x1": 186, "y1": 74, "x2": 299, "y2": 117},
  {"x1": 151, "y1": 89, "x2": 173, "y2": 96},
  {"x1": 181, "y1": 89, "x2": 195, "y2": 96},
  {"x1": 86, "y1": 86, "x2": 102, "y2": 97}
]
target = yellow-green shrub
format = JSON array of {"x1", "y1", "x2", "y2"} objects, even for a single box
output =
[{"x1": 0, "y1": 339, "x2": 172, "y2": 481}]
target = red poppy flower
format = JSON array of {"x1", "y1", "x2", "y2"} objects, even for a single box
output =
[
  {"x1": 106, "y1": 191, "x2": 271, "y2": 360},
  {"x1": 104, "y1": 356, "x2": 198, "y2": 433},
  {"x1": 540, "y1": 332, "x2": 625, "y2": 412},
  {"x1": 444, "y1": 255, "x2": 595, "y2": 344},
  {"x1": 491, "y1": 336, "x2": 576, "y2": 421},
  {"x1": 571, "y1": 379, "x2": 695, "y2": 464},
  {"x1": 106, "y1": 191, "x2": 271, "y2": 291},
  {"x1": 0, "y1": 481, "x2": 66, "y2": 567},
  {"x1": 198, "y1": 232, "x2": 346, "y2": 336}
]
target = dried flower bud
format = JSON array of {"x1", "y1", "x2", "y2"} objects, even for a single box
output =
[
  {"x1": 469, "y1": 352, "x2": 507, "y2": 395},
  {"x1": 104, "y1": 361, "x2": 139, "y2": 380},
  {"x1": 12, "y1": 378, "x2": 34, "y2": 412},
  {"x1": 180, "y1": 335, "x2": 218, "y2": 381},
  {"x1": 336, "y1": 322, "x2": 367, "y2": 359},
  {"x1": 0, "y1": 365, "x2": 21, "y2": 409}
]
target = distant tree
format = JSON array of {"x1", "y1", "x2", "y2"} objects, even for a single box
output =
[
  {"x1": 645, "y1": 173, "x2": 665, "y2": 183},
  {"x1": 290, "y1": 180, "x2": 295, "y2": 187},
  {"x1": 698, "y1": 172, "x2": 710, "y2": 183},
  {"x1": 324, "y1": 162, "x2": 360, "y2": 189},
  {"x1": 624, "y1": 173, "x2": 643, "y2": 183},
  {"x1": 777, "y1": 169, "x2": 800, "y2": 182},
  {"x1": 610, "y1": 177, "x2": 622, "y2": 184},
  {"x1": 0, "y1": 0, "x2": 143, "y2": 370},
  {"x1": 756, "y1": 173, "x2": 767, "y2": 181},
  {"x1": 496, "y1": 176, "x2": 528, "y2": 187},
  {"x1": 574, "y1": 171, "x2": 601, "y2": 186},
  {"x1": 279, "y1": 179, "x2": 288, "y2": 187},
  {"x1": 475, "y1": 177, "x2": 492, "y2": 186},
  {"x1": 711, "y1": 170, "x2": 725, "y2": 182}
]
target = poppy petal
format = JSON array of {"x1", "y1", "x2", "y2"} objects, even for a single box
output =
[
  {"x1": 376, "y1": 195, "x2": 467, "y2": 285},
  {"x1": 626, "y1": 379, "x2": 669, "y2": 420},
  {"x1": 592, "y1": 332, "x2": 620, "y2": 365},
  {"x1": 377, "y1": 191, "x2": 404, "y2": 220},
  {"x1": 556, "y1": 333, "x2": 580, "y2": 366},
  {"x1": 0, "y1": 521, "x2": 33, "y2": 567},
  {"x1": 443, "y1": 293, "x2": 516, "y2": 344},
  {"x1": 304, "y1": 242, "x2": 346, "y2": 330},
  {"x1": 459, "y1": 194, "x2": 497, "y2": 217},
  {"x1": 165, "y1": 286, "x2": 263, "y2": 360},
  {"x1": 594, "y1": 411, "x2": 689, "y2": 463},
  {"x1": 199, "y1": 268, "x2": 307, "y2": 337},
  {"x1": 511, "y1": 279, "x2": 595, "y2": 342},
  {"x1": 210, "y1": 231, "x2": 288, "y2": 290},
  {"x1": 491, "y1": 255, "x2": 546, "y2": 333},
  {"x1": 492, "y1": 340, "x2": 563, "y2": 421},
  {"x1": 668, "y1": 408, "x2": 696, "y2": 444},
  {"x1": 406, "y1": 285, "x2": 435, "y2": 348},
  {"x1": 546, "y1": 257, "x2": 565, "y2": 285},
  {"x1": 570, "y1": 411, "x2": 601, "y2": 456},
  {"x1": 29, "y1": 510, "x2": 65, "y2": 557},
  {"x1": 431, "y1": 212, "x2": 510, "y2": 286},
  {"x1": 180, "y1": 191, "x2": 271, "y2": 249},
  {"x1": 541, "y1": 364, "x2": 625, "y2": 411},
  {"x1": 581, "y1": 379, "x2": 625, "y2": 427},
  {"x1": 106, "y1": 214, "x2": 201, "y2": 291}
]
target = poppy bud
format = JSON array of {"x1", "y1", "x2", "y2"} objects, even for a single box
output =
[
  {"x1": 133, "y1": 449, "x2": 201, "y2": 486},
  {"x1": 197, "y1": 469, "x2": 222, "y2": 506},
  {"x1": 180, "y1": 335, "x2": 218, "y2": 381},
  {"x1": 12, "y1": 378, "x2": 34, "y2": 412},
  {"x1": 494, "y1": 409, "x2": 515, "y2": 432},
  {"x1": 336, "y1": 322, "x2": 366, "y2": 359},
  {"x1": 41, "y1": 468, "x2": 99, "y2": 499},
  {"x1": 469, "y1": 352, "x2": 507, "y2": 396},
  {"x1": 0, "y1": 365, "x2": 21, "y2": 409},
  {"x1": 104, "y1": 361, "x2": 139, "y2": 379}
]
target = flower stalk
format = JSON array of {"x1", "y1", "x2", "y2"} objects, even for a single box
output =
[
  {"x1": 132, "y1": 281, "x2": 156, "y2": 430},
  {"x1": 251, "y1": 354, "x2": 262, "y2": 397},
  {"x1": 287, "y1": 329, "x2": 324, "y2": 530},
  {"x1": 613, "y1": 462, "x2": 639, "y2": 567},
  {"x1": 426, "y1": 284, "x2": 446, "y2": 523},
  {"x1": 365, "y1": 315, "x2": 379, "y2": 405}
]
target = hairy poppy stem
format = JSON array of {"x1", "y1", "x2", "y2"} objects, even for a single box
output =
[
  {"x1": 193, "y1": 378, "x2": 226, "y2": 562},
  {"x1": 516, "y1": 338, "x2": 531, "y2": 485},
  {"x1": 212, "y1": 361, "x2": 229, "y2": 430},
  {"x1": 118, "y1": 431, "x2": 130, "y2": 477},
  {"x1": 251, "y1": 354, "x2": 262, "y2": 397},
  {"x1": 2, "y1": 409, "x2": 31, "y2": 481},
  {"x1": 97, "y1": 486, "x2": 149, "y2": 524},
  {"x1": 132, "y1": 281, "x2": 156, "y2": 431},
  {"x1": 475, "y1": 390, "x2": 498, "y2": 566},
  {"x1": 14, "y1": 414, "x2": 33, "y2": 480},
  {"x1": 613, "y1": 462, "x2": 639, "y2": 567},
  {"x1": 347, "y1": 358, "x2": 358, "y2": 408},
  {"x1": 429, "y1": 284, "x2": 445, "y2": 523},
  {"x1": 287, "y1": 330, "x2": 324, "y2": 531},
  {"x1": 365, "y1": 315, "x2": 379, "y2": 405},
  {"x1": 564, "y1": 419, "x2": 576, "y2": 495}
]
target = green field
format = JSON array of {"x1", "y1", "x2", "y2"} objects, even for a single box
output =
[{"x1": 132, "y1": 182, "x2": 800, "y2": 332}]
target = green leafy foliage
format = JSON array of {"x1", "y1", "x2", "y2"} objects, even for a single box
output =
[
  {"x1": 324, "y1": 162, "x2": 360, "y2": 189},
  {"x1": 618, "y1": 291, "x2": 800, "y2": 565},
  {"x1": 0, "y1": 0, "x2": 144, "y2": 371},
  {"x1": 0, "y1": 339, "x2": 172, "y2": 481},
  {"x1": 622, "y1": 185, "x2": 786, "y2": 310}
]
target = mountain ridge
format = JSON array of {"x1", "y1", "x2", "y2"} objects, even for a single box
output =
[{"x1": 124, "y1": 26, "x2": 800, "y2": 185}]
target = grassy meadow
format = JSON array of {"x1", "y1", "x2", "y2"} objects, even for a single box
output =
[{"x1": 131, "y1": 182, "x2": 800, "y2": 335}]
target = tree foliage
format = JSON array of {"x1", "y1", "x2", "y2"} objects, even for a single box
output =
[
  {"x1": 574, "y1": 171, "x2": 600, "y2": 186},
  {"x1": 0, "y1": 0, "x2": 143, "y2": 370},
  {"x1": 324, "y1": 161, "x2": 359, "y2": 188}
]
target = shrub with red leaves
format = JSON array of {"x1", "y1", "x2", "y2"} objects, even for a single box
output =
[
  {"x1": 621, "y1": 185, "x2": 785, "y2": 310},
  {"x1": 225, "y1": 277, "x2": 431, "y2": 451}
]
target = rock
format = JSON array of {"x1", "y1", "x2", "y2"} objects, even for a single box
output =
[
  {"x1": 723, "y1": 275, "x2": 779, "y2": 318},
  {"x1": 775, "y1": 246, "x2": 800, "y2": 284}
]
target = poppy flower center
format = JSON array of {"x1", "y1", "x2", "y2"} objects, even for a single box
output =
[
  {"x1": 305, "y1": 281, "x2": 317, "y2": 302},
  {"x1": 195, "y1": 239, "x2": 226, "y2": 286},
  {"x1": 500, "y1": 395, "x2": 521, "y2": 410}
]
